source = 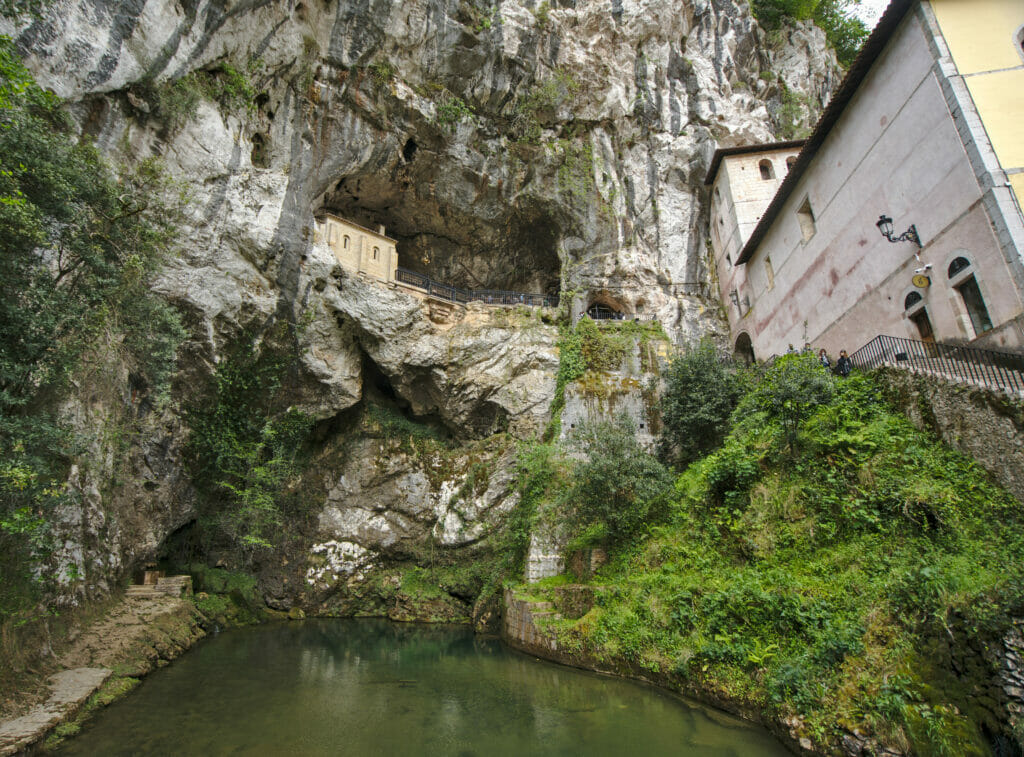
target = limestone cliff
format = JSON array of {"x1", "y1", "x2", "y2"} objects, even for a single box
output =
[{"x1": 0, "y1": 0, "x2": 840, "y2": 612}]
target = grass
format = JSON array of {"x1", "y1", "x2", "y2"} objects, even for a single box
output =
[{"x1": 519, "y1": 369, "x2": 1024, "y2": 754}]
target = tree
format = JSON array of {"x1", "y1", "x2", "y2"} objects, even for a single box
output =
[
  {"x1": 743, "y1": 353, "x2": 834, "y2": 452},
  {"x1": 565, "y1": 416, "x2": 674, "y2": 548},
  {"x1": 751, "y1": 0, "x2": 868, "y2": 67},
  {"x1": 658, "y1": 340, "x2": 744, "y2": 467},
  {"x1": 0, "y1": 37, "x2": 184, "y2": 619}
]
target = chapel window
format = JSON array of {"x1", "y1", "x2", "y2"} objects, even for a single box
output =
[
  {"x1": 796, "y1": 198, "x2": 816, "y2": 241},
  {"x1": 759, "y1": 159, "x2": 775, "y2": 180}
]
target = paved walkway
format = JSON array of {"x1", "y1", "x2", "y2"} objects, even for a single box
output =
[
  {"x1": 0, "y1": 668, "x2": 110, "y2": 756},
  {"x1": 0, "y1": 593, "x2": 191, "y2": 754}
]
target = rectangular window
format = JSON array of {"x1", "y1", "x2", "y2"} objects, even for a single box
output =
[
  {"x1": 764, "y1": 256, "x2": 775, "y2": 290},
  {"x1": 796, "y1": 198, "x2": 816, "y2": 242}
]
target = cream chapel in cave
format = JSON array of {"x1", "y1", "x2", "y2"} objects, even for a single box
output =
[{"x1": 314, "y1": 213, "x2": 398, "y2": 282}]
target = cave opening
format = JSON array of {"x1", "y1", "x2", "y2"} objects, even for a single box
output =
[
  {"x1": 402, "y1": 138, "x2": 418, "y2": 163},
  {"x1": 358, "y1": 350, "x2": 452, "y2": 441},
  {"x1": 316, "y1": 172, "x2": 561, "y2": 296}
]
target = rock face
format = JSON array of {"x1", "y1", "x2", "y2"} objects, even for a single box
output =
[{"x1": 0, "y1": 0, "x2": 840, "y2": 608}]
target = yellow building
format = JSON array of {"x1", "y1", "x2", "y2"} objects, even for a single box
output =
[
  {"x1": 930, "y1": 0, "x2": 1024, "y2": 211},
  {"x1": 314, "y1": 213, "x2": 398, "y2": 282}
]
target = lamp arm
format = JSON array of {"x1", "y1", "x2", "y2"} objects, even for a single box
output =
[{"x1": 899, "y1": 224, "x2": 922, "y2": 248}]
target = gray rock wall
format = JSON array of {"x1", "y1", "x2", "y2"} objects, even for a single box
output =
[
  {"x1": 876, "y1": 368, "x2": 1024, "y2": 505},
  {"x1": 0, "y1": 0, "x2": 841, "y2": 610}
]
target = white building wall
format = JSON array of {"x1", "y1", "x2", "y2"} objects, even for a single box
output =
[
  {"x1": 739, "y1": 9, "x2": 1024, "y2": 359},
  {"x1": 709, "y1": 148, "x2": 801, "y2": 350}
]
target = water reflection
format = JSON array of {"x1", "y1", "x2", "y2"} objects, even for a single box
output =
[{"x1": 58, "y1": 619, "x2": 789, "y2": 756}]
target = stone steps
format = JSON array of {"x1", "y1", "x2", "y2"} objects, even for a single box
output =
[{"x1": 126, "y1": 575, "x2": 192, "y2": 600}]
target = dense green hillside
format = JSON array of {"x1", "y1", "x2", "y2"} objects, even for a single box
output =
[{"x1": 523, "y1": 353, "x2": 1024, "y2": 755}]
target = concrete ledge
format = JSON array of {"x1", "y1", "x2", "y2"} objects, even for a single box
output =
[{"x1": 0, "y1": 668, "x2": 111, "y2": 756}]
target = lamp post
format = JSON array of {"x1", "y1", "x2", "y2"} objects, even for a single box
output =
[{"x1": 876, "y1": 214, "x2": 922, "y2": 248}]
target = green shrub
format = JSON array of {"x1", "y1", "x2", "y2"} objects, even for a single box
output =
[
  {"x1": 435, "y1": 92, "x2": 474, "y2": 130},
  {"x1": 658, "y1": 339, "x2": 743, "y2": 466},
  {"x1": 185, "y1": 332, "x2": 312, "y2": 560},
  {"x1": 739, "y1": 352, "x2": 834, "y2": 452},
  {"x1": 564, "y1": 416, "x2": 674, "y2": 547}
]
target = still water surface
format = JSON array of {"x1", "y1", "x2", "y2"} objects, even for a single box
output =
[{"x1": 59, "y1": 619, "x2": 789, "y2": 756}]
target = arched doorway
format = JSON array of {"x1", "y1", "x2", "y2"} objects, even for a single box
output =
[
  {"x1": 585, "y1": 295, "x2": 625, "y2": 320},
  {"x1": 734, "y1": 333, "x2": 755, "y2": 365}
]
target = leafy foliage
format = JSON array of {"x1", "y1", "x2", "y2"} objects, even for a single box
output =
[
  {"x1": 658, "y1": 339, "x2": 744, "y2": 466},
  {"x1": 739, "y1": 352, "x2": 834, "y2": 452},
  {"x1": 131, "y1": 63, "x2": 258, "y2": 131},
  {"x1": 513, "y1": 68, "x2": 579, "y2": 143},
  {"x1": 564, "y1": 417, "x2": 674, "y2": 547},
  {"x1": 752, "y1": 0, "x2": 869, "y2": 67},
  {"x1": 435, "y1": 91, "x2": 474, "y2": 130},
  {"x1": 529, "y1": 369, "x2": 1024, "y2": 754},
  {"x1": 185, "y1": 331, "x2": 311, "y2": 561},
  {"x1": 0, "y1": 38, "x2": 185, "y2": 621}
]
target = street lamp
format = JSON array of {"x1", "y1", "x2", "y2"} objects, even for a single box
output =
[{"x1": 876, "y1": 214, "x2": 922, "y2": 248}]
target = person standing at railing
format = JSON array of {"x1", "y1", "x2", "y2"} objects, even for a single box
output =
[{"x1": 835, "y1": 350, "x2": 852, "y2": 378}]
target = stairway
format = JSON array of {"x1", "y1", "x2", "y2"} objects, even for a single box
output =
[{"x1": 126, "y1": 575, "x2": 193, "y2": 600}]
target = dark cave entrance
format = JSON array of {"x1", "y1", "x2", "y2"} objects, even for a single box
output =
[
  {"x1": 357, "y1": 350, "x2": 452, "y2": 440},
  {"x1": 317, "y1": 173, "x2": 561, "y2": 296}
]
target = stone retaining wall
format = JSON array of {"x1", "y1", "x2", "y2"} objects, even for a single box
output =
[{"x1": 876, "y1": 368, "x2": 1024, "y2": 504}]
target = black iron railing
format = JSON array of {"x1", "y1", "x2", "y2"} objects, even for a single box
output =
[
  {"x1": 849, "y1": 334, "x2": 1024, "y2": 395},
  {"x1": 394, "y1": 267, "x2": 559, "y2": 308}
]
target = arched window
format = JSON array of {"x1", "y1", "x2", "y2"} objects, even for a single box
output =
[
  {"x1": 786, "y1": 156, "x2": 797, "y2": 171},
  {"x1": 948, "y1": 256, "x2": 970, "y2": 278},
  {"x1": 343, "y1": 235, "x2": 350, "y2": 249},
  {"x1": 948, "y1": 256, "x2": 992, "y2": 335},
  {"x1": 758, "y1": 159, "x2": 775, "y2": 180},
  {"x1": 1016, "y1": 25, "x2": 1024, "y2": 63},
  {"x1": 372, "y1": 246, "x2": 379, "y2": 260},
  {"x1": 904, "y1": 291, "x2": 922, "y2": 310}
]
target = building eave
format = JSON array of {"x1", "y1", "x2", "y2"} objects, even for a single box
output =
[
  {"x1": 702, "y1": 140, "x2": 808, "y2": 186},
  {"x1": 735, "y1": 0, "x2": 916, "y2": 266},
  {"x1": 315, "y1": 211, "x2": 399, "y2": 244}
]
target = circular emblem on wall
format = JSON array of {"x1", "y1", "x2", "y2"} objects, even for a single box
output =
[{"x1": 912, "y1": 274, "x2": 931, "y2": 289}]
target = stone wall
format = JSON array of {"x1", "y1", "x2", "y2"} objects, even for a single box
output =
[
  {"x1": 875, "y1": 367, "x2": 1024, "y2": 504},
  {"x1": 501, "y1": 588, "x2": 561, "y2": 657}
]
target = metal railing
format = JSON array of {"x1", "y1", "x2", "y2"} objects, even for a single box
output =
[
  {"x1": 849, "y1": 334, "x2": 1024, "y2": 395},
  {"x1": 394, "y1": 267, "x2": 559, "y2": 308}
]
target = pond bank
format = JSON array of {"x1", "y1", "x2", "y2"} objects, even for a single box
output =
[
  {"x1": 502, "y1": 587, "x2": 816, "y2": 757},
  {"x1": 0, "y1": 595, "x2": 204, "y2": 754}
]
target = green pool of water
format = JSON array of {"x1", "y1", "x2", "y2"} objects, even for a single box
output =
[{"x1": 58, "y1": 619, "x2": 789, "y2": 756}]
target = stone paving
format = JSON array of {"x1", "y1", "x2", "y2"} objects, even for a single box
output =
[{"x1": 0, "y1": 668, "x2": 111, "y2": 756}]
